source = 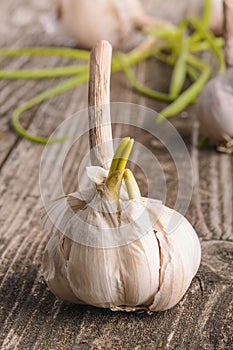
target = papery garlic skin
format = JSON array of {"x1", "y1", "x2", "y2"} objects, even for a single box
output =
[
  {"x1": 43, "y1": 206, "x2": 200, "y2": 312},
  {"x1": 197, "y1": 70, "x2": 233, "y2": 143},
  {"x1": 150, "y1": 207, "x2": 201, "y2": 311},
  {"x1": 57, "y1": 0, "x2": 146, "y2": 50},
  {"x1": 210, "y1": 0, "x2": 224, "y2": 35},
  {"x1": 42, "y1": 167, "x2": 201, "y2": 312}
]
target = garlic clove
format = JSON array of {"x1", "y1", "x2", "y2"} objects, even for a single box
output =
[
  {"x1": 42, "y1": 232, "x2": 83, "y2": 303},
  {"x1": 149, "y1": 206, "x2": 201, "y2": 311},
  {"x1": 65, "y1": 229, "x2": 160, "y2": 308}
]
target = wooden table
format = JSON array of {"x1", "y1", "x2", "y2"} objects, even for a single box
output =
[{"x1": 0, "y1": 1, "x2": 232, "y2": 349}]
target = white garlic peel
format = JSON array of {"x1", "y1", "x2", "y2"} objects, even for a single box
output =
[
  {"x1": 197, "y1": 69, "x2": 233, "y2": 143},
  {"x1": 42, "y1": 139, "x2": 201, "y2": 312}
]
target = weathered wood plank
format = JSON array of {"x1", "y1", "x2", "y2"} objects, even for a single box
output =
[{"x1": 0, "y1": 0, "x2": 233, "y2": 350}]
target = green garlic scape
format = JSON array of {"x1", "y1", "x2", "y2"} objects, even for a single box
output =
[
  {"x1": 42, "y1": 137, "x2": 201, "y2": 312},
  {"x1": 0, "y1": 0, "x2": 226, "y2": 143}
]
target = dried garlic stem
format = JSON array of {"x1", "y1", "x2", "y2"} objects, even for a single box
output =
[{"x1": 88, "y1": 40, "x2": 114, "y2": 169}]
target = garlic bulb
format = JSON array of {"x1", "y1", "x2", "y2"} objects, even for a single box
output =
[
  {"x1": 42, "y1": 138, "x2": 201, "y2": 312},
  {"x1": 42, "y1": 41, "x2": 201, "y2": 312},
  {"x1": 197, "y1": 69, "x2": 233, "y2": 144},
  {"x1": 57, "y1": 0, "x2": 167, "y2": 50}
]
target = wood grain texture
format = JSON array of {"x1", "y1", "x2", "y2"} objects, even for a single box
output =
[
  {"x1": 88, "y1": 40, "x2": 114, "y2": 168},
  {"x1": 0, "y1": 1, "x2": 233, "y2": 350}
]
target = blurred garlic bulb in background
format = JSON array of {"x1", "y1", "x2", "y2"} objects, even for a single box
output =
[
  {"x1": 197, "y1": 70, "x2": 233, "y2": 145},
  {"x1": 211, "y1": 0, "x2": 224, "y2": 35},
  {"x1": 57, "y1": 0, "x2": 170, "y2": 50},
  {"x1": 58, "y1": 0, "x2": 144, "y2": 50},
  {"x1": 197, "y1": 1, "x2": 233, "y2": 153}
]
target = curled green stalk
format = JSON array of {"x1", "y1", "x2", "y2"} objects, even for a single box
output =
[
  {"x1": 153, "y1": 50, "x2": 175, "y2": 66},
  {"x1": 124, "y1": 169, "x2": 141, "y2": 200},
  {"x1": 188, "y1": 32, "x2": 203, "y2": 47},
  {"x1": 116, "y1": 53, "x2": 173, "y2": 102},
  {"x1": 111, "y1": 41, "x2": 154, "y2": 73},
  {"x1": 0, "y1": 65, "x2": 88, "y2": 80},
  {"x1": 185, "y1": 17, "x2": 226, "y2": 74},
  {"x1": 12, "y1": 73, "x2": 88, "y2": 144},
  {"x1": 187, "y1": 65, "x2": 199, "y2": 81},
  {"x1": 0, "y1": 44, "x2": 153, "y2": 144},
  {"x1": 0, "y1": 10, "x2": 224, "y2": 144},
  {"x1": 189, "y1": 37, "x2": 224, "y2": 53},
  {"x1": 201, "y1": 0, "x2": 212, "y2": 28},
  {"x1": 0, "y1": 47, "x2": 90, "y2": 60},
  {"x1": 169, "y1": 31, "x2": 188, "y2": 99},
  {"x1": 144, "y1": 27, "x2": 180, "y2": 41},
  {"x1": 160, "y1": 65, "x2": 211, "y2": 119},
  {"x1": 187, "y1": 0, "x2": 211, "y2": 47},
  {"x1": 0, "y1": 46, "x2": 91, "y2": 143},
  {"x1": 187, "y1": 54, "x2": 210, "y2": 70}
]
